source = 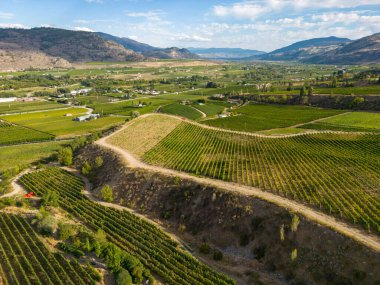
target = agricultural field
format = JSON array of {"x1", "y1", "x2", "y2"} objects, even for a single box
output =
[
  {"x1": 0, "y1": 120, "x2": 54, "y2": 145},
  {"x1": 0, "y1": 213, "x2": 97, "y2": 285},
  {"x1": 1, "y1": 108, "x2": 125, "y2": 137},
  {"x1": 0, "y1": 140, "x2": 70, "y2": 173},
  {"x1": 202, "y1": 104, "x2": 343, "y2": 132},
  {"x1": 193, "y1": 101, "x2": 231, "y2": 117},
  {"x1": 299, "y1": 111, "x2": 380, "y2": 133},
  {"x1": 20, "y1": 167, "x2": 236, "y2": 285},
  {"x1": 109, "y1": 115, "x2": 380, "y2": 233},
  {"x1": 0, "y1": 101, "x2": 66, "y2": 115},
  {"x1": 160, "y1": 103, "x2": 203, "y2": 120}
]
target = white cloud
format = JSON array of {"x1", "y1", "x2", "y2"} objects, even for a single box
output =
[
  {"x1": 0, "y1": 12, "x2": 14, "y2": 20},
  {"x1": 173, "y1": 34, "x2": 211, "y2": 42},
  {"x1": 73, "y1": 26, "x2": 94, "y2": 32},
  {"x1": 85, "y1": 0, "x2": 103, "y2": 3},
  {"x1": 0, "y1": 23, "x2": 28, "y2": 29},
  {"x1": 125, "y1": 10, "x2": 166, "y2": 21},
  {"x1": 214, "y1": 3, "x2": 270, "y2": 19}
]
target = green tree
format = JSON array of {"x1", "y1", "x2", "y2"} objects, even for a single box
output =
[
  {"x1": 131, "y1": 111, "x2": 140, "y2": 119},
  {"x1": 291, "y1": 214, "x2": 300, "y2": 232},
  {"x1": 42, "y1": 190, "x2": 59, "y2": 207},
  {"x1": 58, "y1": 223, "x2": 78, "y2": 241},
  {"x1": 82, "y1": 161, "x2": 92, "y2": 175},
  {"x1": 116, "y1": 268, "x2": 132, "y2": 285},
  {"x1": 57, "y1": 147, "x2": 73, "y2": 166},
  {"x1": 299, "y1": 86, "x2": 305, "y2": 97},
  {"x1": 101, "y1": 185, "x2": 113, "y2": 202},
  {"x1": 95, "y1": 156, "x2": 103, "y2": 168},
  {"x1": 213, "y1": 249, "x2": 223, "y2": 261},
  {"x1": 331, "y1": 76, "x2": 337, "y2": 88},
  {"x1": 307, "y1": 85, "x2": 313, "y2": 96}
]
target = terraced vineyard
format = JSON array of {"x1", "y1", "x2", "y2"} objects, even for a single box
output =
[
  {"x1": 0, "y1": 213, "x2": 97, "y2": 285},
  {"x1": 0, "y1": 120, "x2": 54, "y2": 145},
  {"x1": 20, "y1": 167, "x2": 236, "y2": 285},
  {"x1": 112, "y1": 116, "x2": 380, "y2": 233}
]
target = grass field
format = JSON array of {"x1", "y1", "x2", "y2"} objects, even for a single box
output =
[
  {"x1": 109, "y1": 115, "x2": 380, "y2": 234},
  {"x1": 299, "y1": 111, "x2": 380, "y2": 133},
  {"x1": 202, "y1": 104, "x2": 344, "y2": 132},
  {"x1": 160, "y1": 103, "x2": 203, "y2": 120},
  {"x1": 1, "y1": 108, "x2": 125, "y2": 137},
  {"x1": 0, "y1": 120, "x2": 54, "y2": 145},
  {"x1": 0, "y1": 141, "x2": 70, "y2": 172},
  {"x1": 20, "y1": 167, "x2": 235, "y2": 285},
  {"x1": 0, "y1": 101, "x2": 66, "y2": 115},
  {"x1": 107, "y1": 115, "x2": 181, "y2": 156}
]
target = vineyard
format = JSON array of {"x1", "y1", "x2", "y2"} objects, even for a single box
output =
[
  {"x1": 110, "y1": 116, "x2": 380, "y2": 233},
  {"x1": 0, "y1": 213, "x2": 97, "y2": 285},
  {"x1": 0, "y1": 120, "x2": 54, "y2": 145},
  {"x1": 20, "y1": 167, "x2": 236, "y2": 285}
]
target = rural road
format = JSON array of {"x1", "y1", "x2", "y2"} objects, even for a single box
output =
[{"x1": 95, "y1": 113, "x2": 380, "y2": 253}]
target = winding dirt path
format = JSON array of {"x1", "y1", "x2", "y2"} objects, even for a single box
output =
[
  {"x1": 96, "y1": 114, "x2": 380, "y2": 253},
  {"x1": 0, "y1": 169, "x2": 29, "y2": 198}
]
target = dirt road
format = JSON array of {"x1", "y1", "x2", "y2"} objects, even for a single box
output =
[{"x1": 96, "y1": 115, "x2": 380, "y2": 253}]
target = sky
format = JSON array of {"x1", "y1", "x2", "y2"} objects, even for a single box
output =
[{"x1": 0, "y1": 0, "x2": 380, "y2": 52}]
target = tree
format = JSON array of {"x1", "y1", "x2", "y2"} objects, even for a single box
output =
[
  {"x1": 95, "y1": 156, "x2": 103, "y2": 168},
  {"x1": 82, "y1": 161, "x2": 92, "y2": 176},
  {"x1": 331, "y1": 76, "x2": 337, "y2": 88},
  {"x1": 287, "y1": 82, "x2": 293, "y2": 91},
  {"x1": 57, "y1": 147, "x2": 73, "y2": 166},
  {"x1": 206, "y1": 82, "x2": 218, "y2": 88},
  {"x1": 116, "y1": 269, "x2": 132, "y2": 285},
  {"x1": 58, "y1": 224, "x2": 78, "y2": 241},
  {"x1": 101, "y1": 185, "x2": 113, "y2": 202},
  {"x1": 291, "y1": 248, "x2": 298, "y2": 262},
  {"x1": 291, "y1": 214, "x2": 300, "y2": 232},
  {"x1": 307, "y1": 85, "x2": 313, "y2": 97},
  {"x1": 299, "y1": 86, "x2": 305, "y2": 97},
  {"x1": 213, "y1": 249, "x2": 223, "y2": 261},
  {"x1": 131, "y1": 111, "x2": 140, "y2": 119},
  {"x1": 350, "y1": 97, "x2": 365, "y2": 109},
  {"x1": 199, "y1": 243, "x2": 211, "y2": 254}
]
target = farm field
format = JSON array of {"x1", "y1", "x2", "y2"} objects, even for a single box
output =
[
  {"x1": 194, "y1": 101, "x2": 231, "y2": 117},
  {"x1": 160, "y1": 103, "x2": 203, "y2": 120},
  {"x1": 299, "y1": 111, "x2": 380, "y2": 133},
  {"x1": 0, "y1": 120, "x2": 54, "y2": 145},
  {"x1": 1, "y1": 108, "x2": 125, "y2": 137},
  {"x1": 0, "y1": 213, "x2": 97, "y2": 285},
  {"x1": 20, "y1": 167, "x2": 236, "y2": 285},
  {"x1": 0, "y1": 101, "x2": 66, "y2": 115},
  {"x1": 109, "y1": 115, "x2": 380, "y2": 234},
  {"x1": 0, "y1": 140, "x2": 71, "y2": 173},
  {"x1": 202, "y1": 104, "x2": 344, "y2": 132}
]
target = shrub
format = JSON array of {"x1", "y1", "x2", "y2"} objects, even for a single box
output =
[
  {"x1": 81, "y1": 161, "x2": 92, "y2": 176},
  {"x1": 100, "y1": 185, "x2": 113, "y2": 202},
  {"x1": 291, "y1": 214, "x2": 300, "y2": 232},
  {"x1": 213, "y1": 250, "x2": 223, "y2": 261},
  {"x1": 116, "y1": 268, "x2": 133, "y2": 285},
  {"x1": 199, "y1": 243, "x2": 211, "y2": 254},
  {"x1": 95, "y1": 156, "x2": 103, "y2": 168},
  {"x1": 57, "y1": 147, "x2": 73, "y2": 166},
  {"x1": 291, "y1": 248, "x2": 297, "y2": 262}
]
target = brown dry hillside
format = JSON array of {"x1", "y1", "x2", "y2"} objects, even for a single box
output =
[
  {"x1": 75, "y1": 144, "x2": 380, "y2": 285},
  {"x1": 0, "y1": 27, "x2": 144, "y2": 70}
]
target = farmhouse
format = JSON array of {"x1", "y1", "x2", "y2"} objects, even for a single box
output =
[
  {"x1": 0, "y1": 97, "x2": 17, "y2": 103},
  {"x1": 73, "y1": 113, "x2": 100, "y2": 122}
]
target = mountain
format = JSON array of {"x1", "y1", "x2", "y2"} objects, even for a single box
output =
[
  {"x1": 97, "y1": 32, "x2": 199, "y2": 59},
  {"x1": 0, "y1": 28, "x2": 144, "y2": 67},
  {"x1": 258, "y1": 36, "x2": 352, "y2": 61},
  {"x1": 305, "y1": 33, "x2": 380, "y2": 64},
  {"x1": 187, "y1": 48, "x2": 266, "y2": 59}
]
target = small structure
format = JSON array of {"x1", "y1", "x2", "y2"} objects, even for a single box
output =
[
  {"x1": 73, "y1": 113, "x2": 100, "y2": 122},
  {"x1": 0, "y1": 97, "x2": 17, "y2": 103}
]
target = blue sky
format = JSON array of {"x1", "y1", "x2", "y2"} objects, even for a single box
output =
[{"x1": 1, "y1": 0, "x2": 380, "y2": 51}]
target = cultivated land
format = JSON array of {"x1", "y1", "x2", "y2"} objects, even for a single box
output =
[
  {"x1": 0, "y1": 213, "x2": 98, "y2": 285},
  {"x1": 0, "y1": 141, "x2": 70, "y2": 173},
  {"x1": 0, "y1": 120, "x2": 54, "y2": 145},
  {"x1": 1, "y1": 60, "x2": 380, "y2": 285},
  {"x1": 0, "y1": 101, "x2": 66, "y2": 115},
  {"x1": 107, "y1": 114, "x2": 380, "y2": 234},
  {"x1": 300, "y1": 111, "x2": 380, "y2": 132},
  {"x1": 1, "y1": 108, "x2": 125, "y2": 137},
  {"x1": 202, "y1": 104, "x2": 344, "y2": 132},
  {"x1": 20, "y1": 167, "x2": 235, "y2": 285}
]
